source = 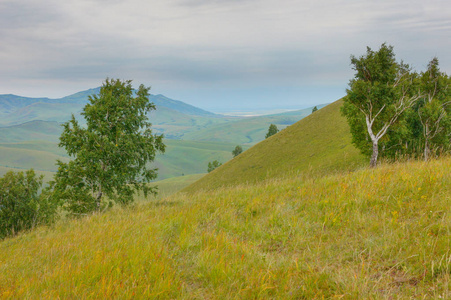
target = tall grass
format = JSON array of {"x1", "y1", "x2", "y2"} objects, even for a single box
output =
[{"x1": 1, "y1": 158, "x2": 450, "y2": 298}]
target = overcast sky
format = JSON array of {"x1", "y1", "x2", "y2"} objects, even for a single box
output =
[{"x1": 1, "y1": 0, "x2": 450, "y2": 112}]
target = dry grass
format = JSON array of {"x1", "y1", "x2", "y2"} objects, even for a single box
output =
[{"x1": 1, "y1": 157, "x2": 450, "y2": 298}]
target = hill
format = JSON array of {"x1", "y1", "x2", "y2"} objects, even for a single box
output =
[
  {"x1": 0, "y1": 139, "x2": 240, "y2": 182},
  {"x1": 184, "y1": 99, "x2": 366, "y2": 192},
  {"x1": 1, "y1": 158, "x2": 450, "y2": 298},
  {"x1": 182, "y1": 105, "x2": 327, "y2": 144},
  {"x1": 0, "y1": 89, "x2": 222, "y2": 127}
]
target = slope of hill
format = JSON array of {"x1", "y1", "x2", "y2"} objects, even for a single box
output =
[
  {"x1": 182, "y1": 105, "x2": 326, "y2": 144},
  {"x1": 0, "y1": 121, "x2": 63, "y2": 143},
  {"x1": 184, "y1": 99, "x2": 366, "y2": 192},
  {"x1": 0, "y1": 139, "x2": 239, "y2": 182},
  {"x1": 1, "y1": 158, "x2": 450, "y2": 298}
]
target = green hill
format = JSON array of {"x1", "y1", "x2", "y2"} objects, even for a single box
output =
[
  {"x1": 0, "y1": 139, "x2": 240, "y2": 182},
  {"x1": 184, "y1": 99, "x2": 366, "y2": 192},
  {"x1": 1, "y1": 157, "x2": 450, "y2": 298},
  {"x1": 182, "y1": 105, "x2": 325, "y2": 144}
]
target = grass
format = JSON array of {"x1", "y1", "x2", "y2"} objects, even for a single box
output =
[
  {"x1": 0, "y1": 146, "x2": 69, "y2": 172},
  {"x1": 145, "y1": 174, "x2": 206, "y2": 200},
  {"x1": 182, "y1": 105, "x2": 322, "y2": 145},
  {"x1": 1, "y1": 157, "x2": 450, "y2": 298},
  {"x1": 184, "y1": 99, "x2": 367, "y2": 193},
  {"x1": 0, "y1": 139, "x2": 239, "y2": 182}
]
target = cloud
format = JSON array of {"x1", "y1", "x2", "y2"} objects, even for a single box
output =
[{"x1": 0, "y1": 0, "x2": 450, "y2": 109}]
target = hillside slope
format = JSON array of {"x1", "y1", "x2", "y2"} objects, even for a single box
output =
[
  {"x1": 1, "y1": 158, "x2": 450, "y2": 298},
  {"x1": 184, "y1": 99, "x2": 366, "y2": 192},
  {"x1": 182, "y1": 105, "x2": 326, "y2": 144}
]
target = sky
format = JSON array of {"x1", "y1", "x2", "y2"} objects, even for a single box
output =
[{"x1": 1, "y1": 0, "x2": 450, "y2": 112}]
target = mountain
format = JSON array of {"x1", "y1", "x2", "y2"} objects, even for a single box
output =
[
  {"x1": 0, "y1": 89, "x2": 219, "y2": 127},
  {"x1": 183, "y1": 99, "x2": 366, "y2": 192}
]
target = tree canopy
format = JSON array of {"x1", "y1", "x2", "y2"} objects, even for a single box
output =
[
  {"x1": 342, "y1": 44, "x2": 423, "y2": 167},
  {"x1": 232, "y1": 145, "x2": 243, "y2": 157},
  {"x1": 265, "y1": 124, "x2": 279, "y2": 139},
  {"x1": 51, "y1": 79, "x2": 165, "y2": 215}
]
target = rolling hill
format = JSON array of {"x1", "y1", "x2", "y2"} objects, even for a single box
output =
[
  {"x1": 182, "y1": 105, "x2": 327, "y2": 144},
  {"x1": 184, "y1": 99, "x2": 367, "y2": 192},
  {"x1": 1, "y1": 156, "x2": 450, "y2": 298}
]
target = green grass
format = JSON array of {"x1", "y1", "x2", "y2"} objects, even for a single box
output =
[
  {"x1": 144, "y1": 174, "x2": 206, "y2": 200},
  {"x1": 0, "y1": 139, "x2": 238, "y2": 181},
  {"x1": 1, "y1": 157, "x2": 450, "y2": 298},
  {"x1": 184, "y1": 99, "x2": 366, "y2": 193},
  {"x1": 0, "y1": 146, "x2": 69, "y2": 172},
  {"x1": 182, "y1": 106, "x2": 323, "y2": 144}
]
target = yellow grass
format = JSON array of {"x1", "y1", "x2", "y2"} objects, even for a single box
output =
[{"x1": 1, "y1": 157, "x2": 451, "y2": 298}]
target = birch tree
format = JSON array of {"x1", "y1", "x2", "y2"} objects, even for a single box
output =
[
  {"x1": 417, "y1": 58, "x2": 451, "y2": 160},
  {"x1": 342, "y1": 44, "x2": 423, "y2": 167},
  {"x1": 51, "y1": 79, "x2": 165, "y2": 215}
]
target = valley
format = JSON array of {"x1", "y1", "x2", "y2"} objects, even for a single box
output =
[{"x1": 0, "y1": 89, "x2": 320, "y2": 182}]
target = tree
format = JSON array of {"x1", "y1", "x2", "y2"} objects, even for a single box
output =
[
  {"x1": 342, "y1": 44, "x2": 423, "y2": 167},
  {"x1": 416, "y1": 58, "x2": 451, "y2": 160},
  {"x1": 265, "y1": 124, "x2": 279, "y2": 139},
  {"x1": 232, "y1": 145, "x2": 243, "y2": 157},
  {"x1": 312, "y1": 106, "x2": 318, "y2": 113},
  {"x1": 207, "y1": 160, "x2": 222, "y2": 173},
  {"x1": 0, "y1": 170, "x2": 57, "y2": 239},
  {"x1": 51, "y1": 79, "x2": 165, "y2": 215}
]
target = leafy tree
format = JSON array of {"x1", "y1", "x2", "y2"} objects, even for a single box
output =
[
  {"x1": 312, "y1": 106, "x2": 318, "y2": 113},
  {"x1": 0, "y1": 170, "x2": 57, "y2": 239},
  {"x1": 207, "y1": 160, "x2": 222, "y2": 173},
  {"x1": 51, "y1": 79, "x2": 165, "y2": 215},
  {"x1": 232, "y1": 145, "x2": 243, "y2": 157},
  {"x1": 416, "y1": 58, "x2": 451, "y2": 160},
  {"x1": 342, "y1": 44, "x2": 423, "y2": 167},
  {"x1": 265, "y1": 124, "x2": 279, "y2": 139}
]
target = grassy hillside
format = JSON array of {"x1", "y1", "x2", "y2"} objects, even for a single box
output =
[
  {"x1": 0, "y1": 146, "x2": 69, "y2": 172},
  {"x1": 184, "y1": 99, "x2": 366, "y2": 192},
  {"x1": 145, "y1": 174, "x2": 205, "y2": 200},
  {"x1": 182, "y1": 105, "x2": 324, "y2": 144},
  {"x1": 153, "y1": 140, "x2": 244, "y2": 180},
  {"x1": 1, "y1": 158, "x2": 450, "y2": 298},
  {"x1": 0, "y1": 139, "x2": 238, "y2": 182},
  {"x1": 0, "y1": 121, "x2": 62, "y2": 143}
]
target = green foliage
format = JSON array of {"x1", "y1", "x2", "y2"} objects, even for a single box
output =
[
  {"x1": 232, "y1": 145, "x2": 243, "y2": 157},
  {"x1": 0, "y1": 169, "x2": 57, "y2": 239},
  {"x1": 265, "y1": 123, "x2": 279, "y2": 138},
  {"x1": 342, "y1": 44, "x2": 422, "y2": 167},
  {"x1": 207, "y1": 160, "x2": 222, "y2": 173},
  {"x1": 342, "y1": 46, "x2": 451, "y2": 164},
  {"x1": 413, "y1": 58, "x2": 451, "y2": 159},
  {"x1": 312, "y1": 106, "x2": 318, "y2": 113},
  {"x1": 52, "y1": 79, "x2": 165, "y2": 215}
]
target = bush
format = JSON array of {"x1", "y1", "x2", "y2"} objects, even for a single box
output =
[{"x1": 0, "y1": 170, "x2": 58, "y2": 239}]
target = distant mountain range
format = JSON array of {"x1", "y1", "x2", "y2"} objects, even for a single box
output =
[
  {"x1": 0, "y1": 88, "x2": 216, "y2": 127},
  {"x1": 0, "y1": 88, "x2": 326, "y2": 143}
]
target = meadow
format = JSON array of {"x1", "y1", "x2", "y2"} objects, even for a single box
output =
[
  {"x1": 186, "y1": 99, "x2": 366, "y2": 192},
  {"x1": 1, "y1": 157, "x2": 450, "y2": 299}
]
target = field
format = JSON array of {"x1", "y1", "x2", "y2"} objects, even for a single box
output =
[
  {"x1": 0, "y1": 139, "x2": 240, "y2": 182},
  {"x1": 185, "y1": 100, "x2": 366, "y2": 192},
  {"x1": 1, "y1": 157, "x2": 450, "y2": 298}
]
